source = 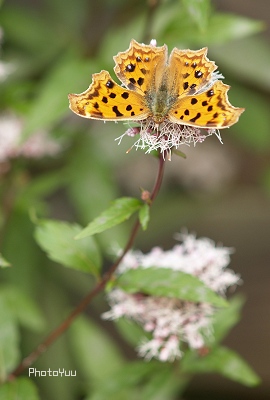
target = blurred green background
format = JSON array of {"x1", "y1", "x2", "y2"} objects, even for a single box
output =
[{"x1": 0, "y1": 0, "x2": 270, "y2": 399}]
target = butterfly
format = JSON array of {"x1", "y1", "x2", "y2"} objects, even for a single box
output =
[{"x1": 68, "y1": 39, "x2": 244, "y2": 129}]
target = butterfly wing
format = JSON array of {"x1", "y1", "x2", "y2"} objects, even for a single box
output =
[
  {"x1": 69, "y1": 70, "x2": 149, "y2": 121},
  {"x1": 169, "y1": 80, "x2": 245, "y2": 128},
  {"x1": 113, "y1": 39, "x2": 168, "y2": 95},
  {"x1": 168, "y1": 47, "x2": 218, "y2": 98}
]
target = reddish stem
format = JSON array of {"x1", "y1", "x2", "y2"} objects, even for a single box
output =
[{"x1": 7, "y1": 153, "x2": 165, "y2": 381}]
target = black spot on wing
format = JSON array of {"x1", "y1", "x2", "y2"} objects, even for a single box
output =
[
  {"x1": 106, "y1": 80, "x2": 114, "y2": 89},
  {"x1": 121, "y1": 92, "x2": 129, "y2": 99},
  {"x1": 112, "y1": 106, "x2": 123, "y2": 117},
  {"x1": 126, "y1": 63, "x2": 136, "y2": 72},
  {"x1": 195, "y1": 70, "x2": 203, "y2": 78},
  {"x1": 190, "y1": 113, "x2": 201, "y2": 123}
]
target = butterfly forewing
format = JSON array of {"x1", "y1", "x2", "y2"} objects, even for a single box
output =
[
  {"x1": 113, "y1": 39, "x2": 168, "y2": 95},
  {"x1": 168, "y1": 48, "x2": 218, "y2": 99}
]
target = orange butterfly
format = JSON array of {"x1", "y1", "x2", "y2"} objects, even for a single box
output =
[{"x1": 69, "y1": 39, "x2": 244, "y2": 130}]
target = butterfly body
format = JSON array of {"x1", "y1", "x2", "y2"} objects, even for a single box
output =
[
  {"x1": 69, "y1": 39, "x2": 244, "y2": 129},
  {"x1": 143, "y1": 69, "x2": 176, "y2": 124}
]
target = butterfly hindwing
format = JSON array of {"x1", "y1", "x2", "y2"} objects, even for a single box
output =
[{"x1": 169, "y1": 80, "x2": 245, "y2": 128}]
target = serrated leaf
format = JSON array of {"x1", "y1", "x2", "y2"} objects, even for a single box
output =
[
  {"x1": 34, "y1": 219, "x2": 101, "y2": 276},
  {"x1": 138, "y1": 203, "x2": 150, "y2": 231},
  {"x1": 182, "y1": 346, "x2": 260, "y2": 387},
  {"x1": 117, "y1": 267, "x2": 228, "y2": 307},
  {"x1": 76, "y1": 197, "x2": 142, "y2": 239},
  {"x1": 0, "y1": 377, "x2": 40, "y2": 400},
  {"x1": 0, "y1": 254, "x2": 11, "y2": 268}
]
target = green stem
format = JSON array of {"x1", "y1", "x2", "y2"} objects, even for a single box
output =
[{"x1": 7, "y1": 153, "x2": 166, "y2": 381}]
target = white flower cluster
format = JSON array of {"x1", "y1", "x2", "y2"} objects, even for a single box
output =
[
  {"x1": 103, "y1": 234, "x2": 240, "y2": 362},
  {"x1": 0, "y1": 113, "x2": 61, "y2": 165},
  {"x1": 116, "y1": 119, "x2": 222, "y2": 159}
]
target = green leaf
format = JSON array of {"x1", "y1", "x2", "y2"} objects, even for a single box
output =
[
  {"x1": 182, "y1": 0, "x2": 211, "y2": 32},
  {"x1": 182, "y1": 346, "x2": 261, "y2": 387},
  {"x1": 0, "y1": 293, "x2": 20, "y2": 380},
  {"x1": 115, "y1": 318, "x2": 147, "y2": 347},
  {"x1": 69, "y1": 316, "x2": 124, "y2": 383},
  {"x1": 87, "y1": 360, "x2": 188, "y2": 400},
  {"x1": 0, "y1": 5, "x2": 64, "y2": 59},
  {"x1": 34, "y1": 219, "x2": 101, "y2": 276},
  {"x1": 87, "y1": 361, "x2": 162, "y2": 400},
  {"x1": 158, "y1": 8, "x2": 264, "y2": 47},
  {"x1": 76, "y1": 197, "x2": 142, "y2": 239},
  {"x1": 66, "y1": 133, "x2": 128, "y2": 250},
  {"x1": 17, "y1": 171, "x2": 67, "y2": 211},
  {"x1": 0, "y1": 285, "x2": 46, "y2": 332},
  {"x1": 211, "y1": 36, "x2": 270, "y2": 92},
  {"x1": 211, "y1": 295, "x2": 245, "y2": 344},
  {"x1": 0, "y1": 254, "x2": 11, "y2": 268},
  {"x1": 227, "y1": 83, "x2": 270, "y2": 152},
  {"x1": 203, "y1": 13, "x2": 265, "y2": 44},
  {"x1": 117, "y1": 267, "x2": 228, "y2": 307},
  {"x1": 22, "y1": 53, "x2": 96, "y2": 139},
  {"x1": 138, "y1": 203, "x2": 150, "y2": 231},
  {"x1": 140, "y1": 366, "x2": 188, "y2": 400},
  {"x1": 0, "y1": 377, "x2": 40, "y2": 400}
]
